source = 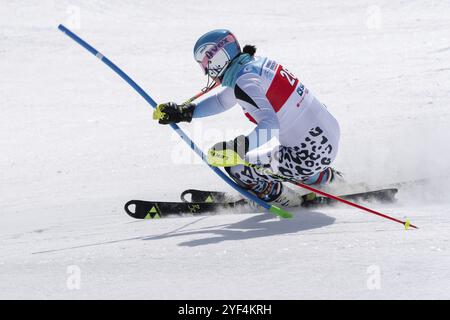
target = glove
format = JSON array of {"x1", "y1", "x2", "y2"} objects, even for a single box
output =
[
  {"x1": 153, "y1": 102, "x2": 196, "y2": 124},
  {"x1": 207, "y1": 135, "x2": 249, "y2": 167}
]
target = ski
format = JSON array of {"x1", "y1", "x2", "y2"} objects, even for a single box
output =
[
  {"x1": 124, "y1": 199, "x2": 251, "y2": 219},
  {"x1": 180, "y1": 188, "x2": 398, "y2": 206},
  {"x1": 124, "y1": 188, "x2": 398, "y2": 219}
]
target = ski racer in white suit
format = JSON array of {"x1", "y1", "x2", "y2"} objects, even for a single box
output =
[{"x1": 153, "y1": 29, "x2": 341, "y2": 207}]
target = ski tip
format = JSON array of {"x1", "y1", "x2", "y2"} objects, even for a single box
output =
[{"x1": 269, "y1": 206, "x2": 293, "y2": 219}]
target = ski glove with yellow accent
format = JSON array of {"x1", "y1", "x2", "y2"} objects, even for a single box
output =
[
  {"x1": 153, "y1": 102, "x2": 196, "y2": 124},
  {"x1": 207, "y1": 135, "x2": 249, "y2": 167}
]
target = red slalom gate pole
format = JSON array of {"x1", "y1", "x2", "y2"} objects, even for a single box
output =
[
  {"x1": 290, "y1": 180, "x2": 418, "y2": 229},
  {"x1": 245, "y1": 163, "x2": 418, "y2": 229}
]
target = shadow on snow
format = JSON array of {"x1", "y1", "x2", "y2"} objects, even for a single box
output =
[
  {"x1": 32, "y1": 210, "x2": 335, "y2": 254},
  {"x1": 143, "y1": 210, "x2": 335, "y2": 247}
]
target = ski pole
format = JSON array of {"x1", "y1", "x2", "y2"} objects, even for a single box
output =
[
  {"x1": 57, "y1": 24, "x2": 292, "y2": 219},
  {"x1": 184, "y1": 82, "x2": 220, "y2": 105},
  {"x1": 246, "y1": 162, "x2": 418, "y2": 229}
]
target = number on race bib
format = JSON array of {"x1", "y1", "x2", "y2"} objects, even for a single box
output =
[
  {"x1": 280, "y1": 68, "x2": 297, "y2": 86},
  {"x1": 266, "y1": 65, "x2": 299, "y2": 112}
]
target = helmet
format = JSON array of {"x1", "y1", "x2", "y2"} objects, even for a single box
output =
[{"x1": 193, "y1": 29, "x2": 241, "y2": 79}]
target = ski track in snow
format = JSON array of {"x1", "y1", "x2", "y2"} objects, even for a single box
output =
[{"x1": 1, "y1": 0, "x2": 450, "y2": 299}]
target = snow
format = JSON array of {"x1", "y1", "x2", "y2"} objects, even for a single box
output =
[{"x1": 1, "y1": 0, "x2": 450, "y2": 299}]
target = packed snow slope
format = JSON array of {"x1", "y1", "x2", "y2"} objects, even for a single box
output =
[{"x1": 1, "y1": 0, "x2": 450, "y2": 299}]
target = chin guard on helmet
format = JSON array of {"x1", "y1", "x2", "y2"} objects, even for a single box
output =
[{"x1": 201, "y1": 72, "x2": 221, "y2": 93}]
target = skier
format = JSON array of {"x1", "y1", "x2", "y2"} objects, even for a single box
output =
[{"x1": 153, "y1": 29, "x2": 341, "y2": 207}]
